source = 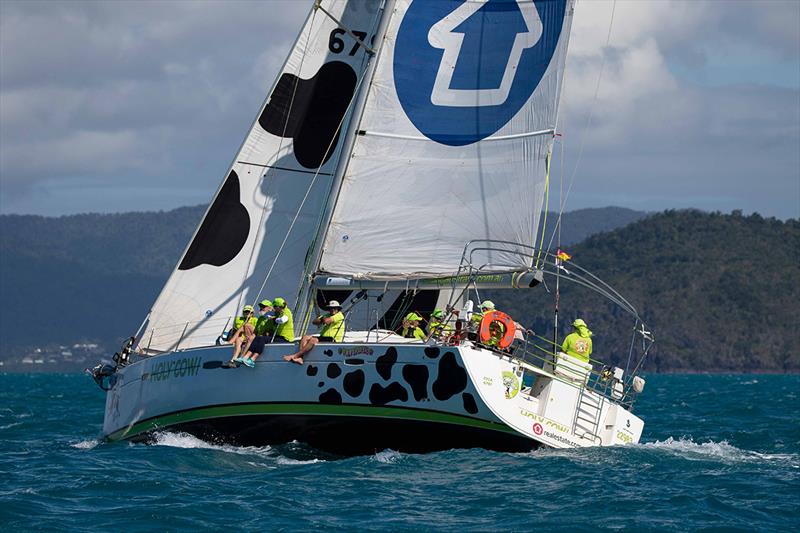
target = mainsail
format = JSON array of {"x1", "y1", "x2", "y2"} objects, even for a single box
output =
[
  {"x1": 318, "y1": 0, "x2": 573, "y2": 279},
  {"x1": 140, "y1": 1, "x2": 385, "y2": 353}
]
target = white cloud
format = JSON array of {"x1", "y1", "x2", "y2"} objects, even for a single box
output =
[{"x1": 0, "y1": 0, "x2": 797, "y2": 218}]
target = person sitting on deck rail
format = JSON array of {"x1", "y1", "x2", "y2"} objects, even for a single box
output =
[
  {"x1": 427, "y1": 309, "x2": 453, "y2": 341},
  {"x1": 561, "y1": 318, "x2": 593, "y2": 363},
  {"x1": 233, "y1": 300, "x2": 278, "y2": 368},
  {"x1": 283, "y1": 300, "x2": 345, "y2": 365},
  {"x1": 400, "y1": 312, "x2": 426, "y2": 340},
  {"x1": 270, "y1": 297, "x2": 295, "y2": 344},
  {"x1": 255, "y1": 299, "x2": 275, "y2": 337},
  {"x1": 223, "y1": 305, "x2": 258, "y2": 367}
]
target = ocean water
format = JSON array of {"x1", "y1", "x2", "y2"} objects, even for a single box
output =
[{"x1": 0, "y1": 374, "x2": 797, "y2": 532}]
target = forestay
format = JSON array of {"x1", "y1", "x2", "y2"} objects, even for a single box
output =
[
  {"x1": 140, "y1": 1, "x2": 384, "y2": 353},
  {"x1": 319, "y1": 0, "x2": 573, "y2": 280}
]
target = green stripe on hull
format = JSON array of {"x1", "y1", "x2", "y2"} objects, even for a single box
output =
[{"x1": 107, "y1": 403, "x2": 518, "y2": 442}]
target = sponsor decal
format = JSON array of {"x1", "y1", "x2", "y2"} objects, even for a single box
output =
[
  {"x1": 502, "y1": 370, "x2": 520, "y2": 399},
  {"x1": 421, "y1": 274, "x2": 503, "y2": 287},
  {"x1": 147, "y1": 356, "x2": 202, "y2": 382},
  {"x1": 483, "y1": 376, "x2": 493, "y2": 386},
  {"x1": 394, "y1": 0, "x2": 566, "y2": 146},
  {"x1": 338, "y1": 346, "x2": 374, "y2": 357},
  {"x1": 519, "y1": 407, "x2": 569, "y2": 434},
  {"x1": 532, "y1": 422, "x2": 543, "y2": 435}
]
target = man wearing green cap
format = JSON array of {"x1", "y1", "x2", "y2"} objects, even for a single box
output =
[
  {"x1": 561, "y1": 318, "x2": 593, "y2": 363},
  {"x1": 255, "y1": 299, "x2": 275, "y2": 337},
  {"x1": 427, "y1": 309, "x2": 453, "y2": 341},
  {"x1": 401, "y1": 312, "x2": 426, "y2": 340},
  {"x1": 270, "y1": 297, "x2": 295, "y2": 343},
  {"x1": 224, "y1": 305, "x2": 258, "y2": 367}
]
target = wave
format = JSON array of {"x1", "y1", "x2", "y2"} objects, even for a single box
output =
[
  {"x1": 373, "y1": 449, "x2": 404, "y2": 464},
  {"x1": 150, "y1": 431, "x2": 324, "y2": 465},
  {"x1": 640, "y1": 437, "x2": 799, "y2": 466},
  {"x1": 71, "y1": 439, "x2": 99, "y2": 450}
]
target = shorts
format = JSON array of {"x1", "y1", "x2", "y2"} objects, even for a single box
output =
[
  {"x1": 316, "y1": 336, "x2": 336, "y2": 343},
  {"x1": 264, "y1": 335, "x2": 294, "y2": 344},
  {"x1": 247, "y1": 336, "x2": 268, "y2": 355}
]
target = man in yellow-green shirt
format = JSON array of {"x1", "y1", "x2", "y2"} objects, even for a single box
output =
[
  {"x1": 283, "y1": 300, "x2": 346, "y2": 365},
  {"x1": 561, "y1": 318, "x2": 593, "y2": 363}
]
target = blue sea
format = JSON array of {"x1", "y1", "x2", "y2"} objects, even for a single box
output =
[{"x1": 1, "y1": 374, "x2": 798, "y2": 532}]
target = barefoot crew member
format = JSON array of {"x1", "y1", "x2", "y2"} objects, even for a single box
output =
[{"x1": 283, "y1": 301, "x2": 345, "y2": 365}]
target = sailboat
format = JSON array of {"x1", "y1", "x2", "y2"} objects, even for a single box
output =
[{"x1": 90, "y1": 0, "x2": 654, "y2": 454}]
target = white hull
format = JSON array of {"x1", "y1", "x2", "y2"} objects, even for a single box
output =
[{"x1": 102, "y1": 338, "x2": 642, "y2": 454}]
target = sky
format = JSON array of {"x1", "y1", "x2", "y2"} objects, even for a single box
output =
[{"x1": 1, "y1": 0, "x2": 798, "y2": 219}]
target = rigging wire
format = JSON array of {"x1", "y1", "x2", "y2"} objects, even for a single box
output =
[
  {"x1": 250, "y1": 8, "x2": 383, "y2": 310},
  {"x1": 545, "y1": 0, "x2": 618, "y2": 255},
  {"x1": 238, "y1": 8, "x2": 319, "y2": 311}
]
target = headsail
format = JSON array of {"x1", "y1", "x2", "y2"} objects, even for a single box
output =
[
  {"x1": 318, "y1": 0, "x2": 573, "y2": 280},
  {"x1": 140, "y1": 1, "x2": 384, "y2": 353}
]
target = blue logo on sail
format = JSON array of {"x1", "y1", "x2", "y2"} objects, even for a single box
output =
[{"x1": 394, "y1": 0, "x2": 566, "y2": 146}]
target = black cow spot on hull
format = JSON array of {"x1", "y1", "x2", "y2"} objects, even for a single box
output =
[
  {"x1": 462, "y1": 393, "x2": 478, "y2": 414},
  {"x1": 327, "y1": 363, "x2": 342, "y2": 379},
  {"x1": 258, "y1": 61, "x2": 357, "y2": 169},
  {"x1": 376, "y1": 347, "x2": 398, "y2": 381},
  {"x1": 343, "y1": 370, "x2": 365, "y2": 398},
  {"x1": 179, "y1": 171, "x2": 250, "y2": 270},
  {"x1": 369, "y1": 382, "x2": 408, "y2": 406},
  {"x1": 424, "y1": 347, "x2": 440, "y2": 359},
  {"x1": 306, "y1": 365, "x2": 318, "y2": 376},
  {"x1": 318, "y1": 381, "x2": 324, "y2": 388},
  {"x1": 432, "y1": 352, "x2": 468, "y2": 401},
  {"x1": 319, "y1": 388, "x2": 342, "y2": 404},
  {"x1": 402, "y1": 364, "x2": 429, "y2": 401},
  {"x1": 324, "y1": 349, "x2": 333, "y2": 358}
]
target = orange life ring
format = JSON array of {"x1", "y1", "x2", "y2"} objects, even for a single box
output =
[{"x1": 478, "y1": 311, "x2": 516, "y2": 349}]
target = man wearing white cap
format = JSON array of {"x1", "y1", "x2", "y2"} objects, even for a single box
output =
[{"x1": 283, "y1": 300, "x2": 346, "y2": 365}]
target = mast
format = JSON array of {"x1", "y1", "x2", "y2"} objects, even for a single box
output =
[{"x1": 296, "y1": 0, "x2": 398, "y2": 334}]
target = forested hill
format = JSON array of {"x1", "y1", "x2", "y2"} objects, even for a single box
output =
[
  {"x1": 0, "y1": 205, "x2": 642, "y2": 360},
  {"x1": 4, "y1": 206, "x2": 797, "y2": 372},
  {"x1": 490, "y1": 210, "x2": 800, "y2": 373}
]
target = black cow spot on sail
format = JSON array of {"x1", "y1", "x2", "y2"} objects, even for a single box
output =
[
  {"x1": 179, "y1": 171, "x2": 250, "y2": 270},
  {"x1": 424, "y1": 347, "x2": 440, "y2": 359},
  {"x1": 343, "y1": 369, "x2": 365, "y2": 398},
  {"x1": 462, "y1": 393, "x2": 479, "y2": 414},
  {"x1": 327, "y1": 363, "x2": 342, "y2": 379},
  {"x1": 306, "y1": 365, "x2": 318, "y2": 376},
  {"x1": 375, "y1": 347, "x2": 398, "y2": 381},
  {"x1": 432, "y1": 352, "x2": 468, "y2": 401},
  {"x1": 369, "y1": 382, "x2": 408, "y2": 406},
  {"x1": 258, "y1": 61, "x2": 357, "y2": 169},
  {"x1": 319, "y1": 388, "x2": 342, "y2": 404},
  {"x1": 402, "y1": 364, "x2": 429, "y2": 401}
]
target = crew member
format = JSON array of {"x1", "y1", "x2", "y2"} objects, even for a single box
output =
[
  {"x1": 283, "y1": 300, "x2": 345, "y2": 365},
  {"x1": 270, "y1": 297, "x2": 295, "y2": 343},
  {"x1": 401, "y1": 312, "x2": 426, "y2": 340},
  {"x1": 427, "y1": 309, "x2": 453, "y2": 341},
  {"x1": 224, "y1": 305, "x2": 258, "y2": 367},
  {"x1": 561, "y1": 318, "x2": 593, "y2": 363}
]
